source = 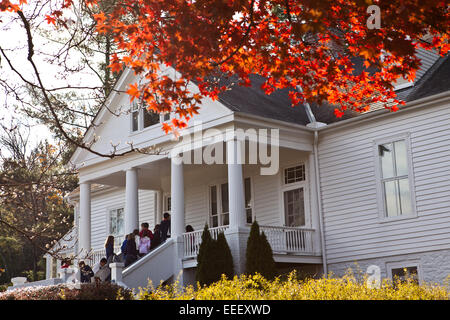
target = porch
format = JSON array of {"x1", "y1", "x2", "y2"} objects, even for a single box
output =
[{"x1": 77, "y1": 130, "x2": 323, "y2": 281}]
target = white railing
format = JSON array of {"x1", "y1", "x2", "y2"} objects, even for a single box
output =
[
  {"x1": 183, "y1": 226, "x2": 229, "y2": 258},
  {"x1": 86, "y1": 246, "x2": 121, "y2": 266},
  {"x1": 260, "y1": 226, "x2": 315, "y2": 254}
]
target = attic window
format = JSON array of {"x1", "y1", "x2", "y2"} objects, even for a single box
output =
[
  {"x1": 143, "y1": 108, "x2": 160, "y2": 128},
  {"x1": 131, "y1": 103, "x2": 139, "y2": 132},
  {"x1": 130, "y1": 101, "x2": 171, "y2": 132}
]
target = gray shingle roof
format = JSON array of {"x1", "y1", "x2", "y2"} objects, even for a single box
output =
[
  {"x1": 218, "y1": 74, "x2": 356, "y2": 126},
  {"x1": 217, "y1": 54, "x2": 449, "y2": 126},
  {"x1": 404, "y1": 55, "x2": 450, "y2": 102}
]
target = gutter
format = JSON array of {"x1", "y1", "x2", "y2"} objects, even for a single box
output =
[
  {"x1": 316, "y1": 90, "x2": 450, "y2": 133},
  {"x1": 313, "y1": 129, "x2": 328, "y2": 276},
  {"x1": 302, "y1": 93, "x2": 328, "y2": 277}
]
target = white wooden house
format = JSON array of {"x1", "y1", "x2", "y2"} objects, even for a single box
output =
[{"x1": 42, "y1": 49, "x2": 450, "y2": 289}]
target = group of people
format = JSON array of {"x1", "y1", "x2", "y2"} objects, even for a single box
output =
[
  {"x1": 78, "y1": 258, "x2": 111, "y2": 283},
  {"x1": 65, "y1": 213, "x2": 178, "y2": 283},
  {"x1": 119, "y1": 213, "x2": 172, "y2": 267}
]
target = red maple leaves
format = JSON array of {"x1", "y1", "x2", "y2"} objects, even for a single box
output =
[{"x1": 3, "y1": 0, "x2": 450, "y2": 133}]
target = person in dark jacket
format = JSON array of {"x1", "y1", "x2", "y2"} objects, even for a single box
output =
[
  {"x1": 124, "y1": 233, "x2": 138, "y2": 267},
  {"x1": 120, "y1": 237, "x2": 128, "y2": 261},
  {"x1": 78, "y1": 261, "x2": 94, "y2": 283},
  {"x1": 150, "y1": 224, "x2": 162, "y2": 250},
  {"x1": 160, "y1": 212, "x2": 171, "y2": 242},
  {"x1": 105, "y1": 235, "x2": 115, "y2": 260}
]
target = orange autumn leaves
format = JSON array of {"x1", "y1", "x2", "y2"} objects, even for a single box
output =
[
  {"x1": 6, "y1": 0, "x2": 450, "y2": 133},
  {"x1": 0, "y1": 0, "x2": 26, "y2": 12}
]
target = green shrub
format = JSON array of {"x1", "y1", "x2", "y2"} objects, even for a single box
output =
[
  {"x1": 139, "y1": 270, "x2": 450, "y2": 300},
  {"x1": 196, "y1": 224, "x2": 214, "y2": 286},
  {"x1": 245, "y1": 221, "x2": 276, "y2": 279},
  {"x1": 215, "y1": 233, "x2": 234, "y2": 280},
  {"x1": 196, "y1": 224, "x2": 234, "y2": 286},
  {"x1": 0, "y1": 282, "x2": 134, "y2": 300}
]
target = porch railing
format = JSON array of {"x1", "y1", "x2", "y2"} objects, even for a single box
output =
[
  {"x1": 87, "y1": 246, "x2": 121, "y2": 266},
  {"x1": 183, "y1": 225, "x2": 229, "y2": 258},
  {"x1": 260, "y1": 225, "x2": 315, "y2": 254}
]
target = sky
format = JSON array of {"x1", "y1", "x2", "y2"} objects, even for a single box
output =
[{"x1": 0, "y1": 2, "x2": 102, "y2": 150}]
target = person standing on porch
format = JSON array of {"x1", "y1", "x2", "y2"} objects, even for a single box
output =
[
  {"x1": 133, "y1": 229, "x2": 140, "y2": 250},
  {"x1": 150, "y1": 224, "x2": 162, "y2": 250},
  {"x1": 138, "y1": 234, "x2": 151, "y2": 257},
  {"x1": 105, "y1": 235, "x2": 115, "y2": 261},
  {"x1": 120, "y1": 237, "x2": 128, "y2": 262},
  {"x1": 139, "y1": 222, "x2": 154, "y2": 240},
  {"x1": 160, "y1": 212, "x2": 171, "y2": 242},
  {"x1": 124, "y1": 233, "x2": 138, "y2": 267}
]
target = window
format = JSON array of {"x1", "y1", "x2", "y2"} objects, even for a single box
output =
[
  {"x1": 284, "y1": 165, "x2": 306, "y2": 184},
  {"x1": 209, "y1": 178, "x2": 252, "y2": 227},
  {"x1": 162, "y1": 112, "x2": 171, "y2": 122},
  {"x1": 109, "y1": 208, "x2": 124, "y2": 247},
  {"x1": 130, "y1": 101, "x2": 170, "y2": 132},
  {"x1": 131, "y1": 103, "x2": 139, "y2": 132},
  {"x1": 282, "y1": 164, "x2": 307, "y2": 227},
  {"x1": 284, "y1": 188, "x2": 305, "y2": 226},
  {"x1": 245, "y1": 177, "x2": 253, "y2": 223},
  {"x1": 165, "y1": 196, "x2": 171, "y2": 212},
  {"x1": 143, "y1": 108, "x2": 160, "y2": 128},
  {"x1": 391, "y1": 266, "x2": 419, "y2": 284},
  {"x1": 377, "y1": 139, "x2": 414, "y2": 218}
]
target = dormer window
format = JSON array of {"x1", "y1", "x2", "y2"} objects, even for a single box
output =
[
  {"x1": 131, "y1": 103, "x2": 139, "y2": 132},
  {"x1": 143, "y1": 108, "x2": 160, "y2": 128},
  {"x1": 130, "y1": 101, "x2": 171, "y2": 132}
]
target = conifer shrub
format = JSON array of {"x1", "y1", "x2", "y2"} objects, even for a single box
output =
[
  {"x1": 245, "y1": 221, "x2": 276, "y2": 280},
  {"x1": 215, "y1": 232, "x2": 234, "y2": 280},
  {"x1": 196, "y1": 224, "x2": 234, "y2": 286}
]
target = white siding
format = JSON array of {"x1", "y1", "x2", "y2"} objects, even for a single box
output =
[
  {"x1": 319, "y1": 102, "x2": 450, "y2": 264},
  {"x1": 89, "y1": 188, "x2": 155, "y2": 251}
]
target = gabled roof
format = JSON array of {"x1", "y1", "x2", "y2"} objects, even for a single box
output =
[
  {"x1": 404, "y1": 55, "x2": 450, "y2": 102},
  {"x1": 217, "y1": 52, "x2": 449, "y2": 125}
]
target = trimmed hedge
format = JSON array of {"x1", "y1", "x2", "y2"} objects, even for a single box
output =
[{"x1": 0, "y1": 282, "x2": 134, "y2": 300}]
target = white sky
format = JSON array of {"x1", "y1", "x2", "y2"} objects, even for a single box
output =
[{"x1": 0, "y1": 2, "x2": 102, "y2": 149}]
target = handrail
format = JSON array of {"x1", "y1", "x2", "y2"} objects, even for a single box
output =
[
  {"x1": 123, "y1": 239, "x2": 174, "y2": 276},
  {"x1": 182, "y1": 226, "x2": 229, "y2": 258},
  {"x1": 259, "y1": 225, "x2": 315, "y2": 232}
]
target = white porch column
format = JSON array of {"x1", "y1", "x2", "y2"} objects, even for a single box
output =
[
  {"x1": 79, "y1": 182, "x2": 91, "y2": 254},
  {"x1": 124, "y1": 168, "x2": 139, "y2": 234},
  {"x1": 45, "y1": 255, "x2": 52, "y2": 279},
  {"x1": 170, "y1": 158, "x2": 184, "y2": 238},
  {"x1": 227, "y1": 139, "x2": 246, "y2": 229},
  {"x1": 155, "y1": 190, "x2": 163, "y2": 225}
]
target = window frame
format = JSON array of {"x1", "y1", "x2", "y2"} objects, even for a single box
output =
[
  {"x1": 207, "y1": 177, "x2": 254, "y2": 228},
  {"x1": 106, "y1": 206, "x2": 125, "y2": 247},
  {"x1": 280, "y1": 163, "x2": 309, "y2": 228},
  {"x1": 374, "y1": 133, "x2": 417, "y2": 222},
  {"x1": 386, "y1": 260, "x2": 423, "y2": 285},
  {"x1": 129, "y1": 101, "x2": 172, "y2": 134}
]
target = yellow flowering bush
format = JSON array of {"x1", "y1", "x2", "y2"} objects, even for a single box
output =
[{"x1": 138, "y1": 270, "x2": 450, "y2": 300}]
